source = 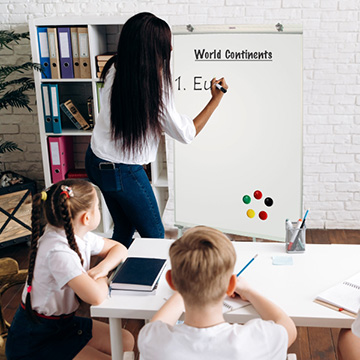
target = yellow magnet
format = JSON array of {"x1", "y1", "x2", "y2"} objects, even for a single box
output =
[{"x1": 247, "y1": 209, "x2": 255, "y2": 218}]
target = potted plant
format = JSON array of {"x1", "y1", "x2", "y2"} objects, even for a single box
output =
[
  {"x1": 0, "y1": 30, "x2": 41, "y2": 247},
  {"x1": 0, "y1": 29, "x2": 42, "y2": 177}
]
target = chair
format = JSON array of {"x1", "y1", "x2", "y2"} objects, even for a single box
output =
[
  {"x1": 0, "y1": 257, "x2": 28, "y2": 358},
  {"x1": 287, "y1": 354, "x2": 297, "y2": 360}
]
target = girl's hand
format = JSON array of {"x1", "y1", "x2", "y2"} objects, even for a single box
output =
[{"x1": 87, "y1": 263, "x2": 109, "y2": 280}]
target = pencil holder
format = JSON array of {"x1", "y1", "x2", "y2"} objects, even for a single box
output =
[{"x1": 285, "y1": 221, "x2": 306, "y2": 253}]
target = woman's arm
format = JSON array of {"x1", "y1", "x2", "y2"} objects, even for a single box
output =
[
  {"x1": 193, "y1": 77, "x2": 228, "y2": 135},
  {"x1": 87, "y1": 239, "x2": 128, "y2": 280}
]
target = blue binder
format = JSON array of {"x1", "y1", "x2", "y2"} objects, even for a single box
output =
[
  {"x1": 49, "y1": 84, "x2": 62, "y2": 133},
  {"x1": 36, "y1": 27, "x2": 51, "y2": 79},
  {"x1": 40, "y1": 84, "x2": 53, "y2": 133},
  {"x1": 57, "y1": 27, "x2": 74, "y2": 78}
]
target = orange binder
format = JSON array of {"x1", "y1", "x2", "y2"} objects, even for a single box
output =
[
  {"x1": 47, "y1": 27, "x2": 61, "y2": 79},
  {"x1": 70, "y1": 27, "x2": 80, "y2": 78},
  {"x1": 78, "y1": 27, "x2": 91, "y2": 78}
]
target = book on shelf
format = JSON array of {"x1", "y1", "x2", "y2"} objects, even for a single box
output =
[
  {"x1": 96, "y1": 52, "x2": 116, "y2": 62},
  {"x1": 314, "y1": 272, "x2": 360, "y2": 318},
  {"x1": 87, "y1": 96, "x2": 94, "y2": 129},
  {"x1": 60, "y1": 99, "x2": 91, "y2": 131},
  {"x1": 96, "y1": 82, "x2": 104, "y2": 111},
  {"x1": 67, "y1": 169, "x2": 88, "y2": 179},
  {"x1": 96, "y1": 52, "x2": 115, "y2": 77},
  {"x1": 109, "y1": 257, "x2": 167, "y2": 292}
]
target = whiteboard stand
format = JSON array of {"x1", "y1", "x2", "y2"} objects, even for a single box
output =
[
  {"x1": 176, "y1": 225, "x2": 184, "y2": 239},
  {"x1": 172, "y1": 24, "x2": 303, "y2": 242}
]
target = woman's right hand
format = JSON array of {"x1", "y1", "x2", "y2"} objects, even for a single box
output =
[
  {"x1": 193, "y1": 76, "x2": 229, "y2": 135},
  {"x1": 210, "y1": 77, "x2": 228, "y2": 103}
]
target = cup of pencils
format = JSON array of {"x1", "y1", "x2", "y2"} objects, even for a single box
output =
[
  {"x1": 285, "y1": 210, "x2": 309, "y2": 253},
  {"x1": 285, "y1": 220, "x2": 306, "y2": 253}
]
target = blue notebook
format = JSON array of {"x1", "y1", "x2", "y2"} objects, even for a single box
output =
[{"x1": 110, "y1": 257, "x2": 167, "y2": 292}]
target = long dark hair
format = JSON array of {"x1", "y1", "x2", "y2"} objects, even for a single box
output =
[
  {"x1": 25, "y1": 179, "x2": 95, "y2": 321},
  {"x1": 101, "y1": 12, "x2": 172, "y2": 155}
]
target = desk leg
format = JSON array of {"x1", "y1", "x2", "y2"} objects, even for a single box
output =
[{"x1": 109, "y1": 318, "x2": 123, "y2": 360}]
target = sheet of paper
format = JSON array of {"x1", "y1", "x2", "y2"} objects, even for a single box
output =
[
  {"x1": 272, "y1": 256, "x2": 293, "y2": 265},
  {"x1": 316, "y1": 273, "x2": 360, "y2": 315},
  {"x1": 223, "y1": 296, "x2": 250, "y2": 313}
]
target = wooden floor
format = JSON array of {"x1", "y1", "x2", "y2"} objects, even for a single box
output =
[{"x1": 1, "y1": 229, "x2": 359, "y2": 359}]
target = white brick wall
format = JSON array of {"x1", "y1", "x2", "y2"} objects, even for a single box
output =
[{"x1": 1, "y1": 0, "x2": 360, "y2": 230}]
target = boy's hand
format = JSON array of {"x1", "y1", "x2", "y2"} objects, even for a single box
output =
[{"x1": 231, "y1": 277, "x2": 252, "y2": 301}]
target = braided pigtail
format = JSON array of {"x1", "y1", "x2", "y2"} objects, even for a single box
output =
[
  {"x1": 58, "y1": 192, "x2": 84, "y2": 265},
  {"x1": 25, "y1": 191, "x2": 47, "y2": 322}
]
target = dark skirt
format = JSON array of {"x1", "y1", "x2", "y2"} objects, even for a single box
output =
[{"x1": 6, "y1": 305, "x2": 92, "y2": 360}]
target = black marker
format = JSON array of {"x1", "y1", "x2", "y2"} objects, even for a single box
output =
[{"x1": 215, "y1": 83, "x2": 227, "y2": 93}]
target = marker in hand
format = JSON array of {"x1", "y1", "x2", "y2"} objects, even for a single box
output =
[{"x1": 215, "y1": 83, "x2": 227, "y2": 93}]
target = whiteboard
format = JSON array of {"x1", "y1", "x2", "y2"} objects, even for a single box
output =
[{"x1": 172, "y1": 25, "x2": 303, "y2": 241}]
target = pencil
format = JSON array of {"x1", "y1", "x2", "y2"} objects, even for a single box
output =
[{"x1": 236, "y1": 254, "x2": 258, "y2": 277}]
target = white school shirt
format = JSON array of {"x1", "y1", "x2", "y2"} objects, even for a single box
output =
[
  {"x1": 21, "y1": 225, "x2": 104, "y2": 316},
  {"x1": 91, "y1": 65, "x2": 196, "y2": 165},
  {"x1": 138, "y1": 319, "x2": 288, "y2": 360}
]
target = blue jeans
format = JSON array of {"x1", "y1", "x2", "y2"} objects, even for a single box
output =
[{"x1": 85, "y1": 145, "x2": 164, "y2": 248}]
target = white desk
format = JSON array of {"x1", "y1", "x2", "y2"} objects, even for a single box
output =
[{"x1": 91, "y1": 239, "x2": 360, "y2": 360}]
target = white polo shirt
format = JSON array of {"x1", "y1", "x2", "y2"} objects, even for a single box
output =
[
  {"x1": 138, "y1": 319, "x2": 288, "y2": 360},
  {"x1": 91, "y1": 65, "x2": 196, "y2": 165},
  {"x1": 22, "y1": 225, "x2": 104, "y2": 316}
]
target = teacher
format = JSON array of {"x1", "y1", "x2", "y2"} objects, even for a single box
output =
[{"x1": 85, "y1": 12, "x2": 228, "y2": 248}]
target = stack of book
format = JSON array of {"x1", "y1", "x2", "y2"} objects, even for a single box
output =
[
  {"x1": 109, "y1": 257, "x2": 167, "y2": 296},
  {"x1": 96, "y1": 52, "x2": 115, "y2": 78}
]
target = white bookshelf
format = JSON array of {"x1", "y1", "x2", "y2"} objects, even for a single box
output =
[{"x1": 29, "y1": 17, "x2": 169, "y2": 234}]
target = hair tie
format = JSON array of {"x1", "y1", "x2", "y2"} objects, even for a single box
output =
[
  {"x1": 60, "y1": 185, "x2": 74, "y2": 199},
  {"x1": 27, "y1": 286, "x2": 32, "y2": 293},
  {"x1": 41, "y1": 191, "x2": 47, "y2": 201},
  {"x1": 60, "y1": 191, "x2": 70, "y2": 199}
]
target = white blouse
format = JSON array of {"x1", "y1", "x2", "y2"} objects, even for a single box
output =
[
  {"x1": 91, "y1": 65, "x2": 196, "y2": 165},
  {"x1": 22, "y1": 226, "x2": 104, "y2": 316}
]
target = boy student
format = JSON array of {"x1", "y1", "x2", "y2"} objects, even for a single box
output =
[{"x1": 138, "y1": 226, "x2": 297, "y2": 359}]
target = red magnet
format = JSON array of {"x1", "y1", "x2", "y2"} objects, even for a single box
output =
[
  {"x1": 254, "y1": 190, "x2": 262, "y2": 200},
  {"x1": 259, "y1": 211, "x2": 268, "y2": 220}
]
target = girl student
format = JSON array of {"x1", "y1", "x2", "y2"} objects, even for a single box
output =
[
  {"x1": 6, "y1": 179, "x2": 134, "y2": 360},
  {"x1": 85, "y1": 12, "x2": 228, "y2": 248}
]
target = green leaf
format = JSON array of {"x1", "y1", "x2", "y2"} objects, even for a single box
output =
[
  {"x1": 0, "y1": 30, "x2": 29, "y2": 50},
  {"x1": 0, "y1": 141, "x2": 23, "y2": 154}
]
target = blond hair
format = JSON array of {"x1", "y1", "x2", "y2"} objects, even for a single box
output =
[{"x1": 169, "y1": 226, "x2": 236, "y2": 306}]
